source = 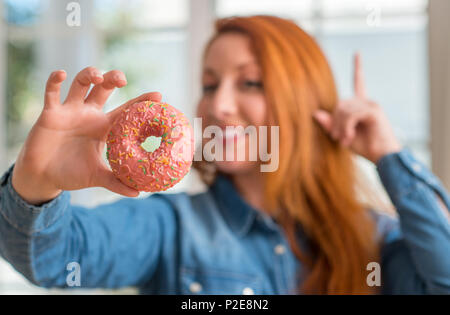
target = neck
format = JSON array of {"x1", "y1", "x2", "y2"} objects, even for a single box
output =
[{"x1": 230, "y1": 169, "x2": 266, "y2": 213}]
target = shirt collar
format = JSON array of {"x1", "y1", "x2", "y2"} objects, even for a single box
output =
[
  {"x1": 209, "y1": 173, "x2": 311, "y2": 250},
  {"x1": 210, "y1": 173, "x2": 259, "y2": 238}
]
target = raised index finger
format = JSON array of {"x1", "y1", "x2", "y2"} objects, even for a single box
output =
[{"x1": 354, "y1": 52, "x2": 367, "y2": 99}]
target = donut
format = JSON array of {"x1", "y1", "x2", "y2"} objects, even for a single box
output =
[{"x1": 106, "y1": 100, "x2": 194, "y2": 192}]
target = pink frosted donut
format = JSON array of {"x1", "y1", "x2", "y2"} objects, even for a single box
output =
[{"x1": 106, "y1": 100, "x2": 194, "y2": 192}]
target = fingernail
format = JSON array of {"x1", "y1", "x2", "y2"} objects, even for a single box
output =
[
  {"x1": 53, "y1": 70, "x2": 65, "y2": 77},
  {"x1": 114, "y1": 74, "x2": 126, "y2": 83}
]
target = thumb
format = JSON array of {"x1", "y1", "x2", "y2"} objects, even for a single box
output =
[
  {"x1": 96, "y1": 167, "x2": 140, "y2": 198},
  {"x1": 313, "y1": 110, "x2": 333, "y2": 133}
]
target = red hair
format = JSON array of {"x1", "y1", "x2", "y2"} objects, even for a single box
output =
[{"x1": 195, "y1": 15, "x2": 380, "y2": 294}]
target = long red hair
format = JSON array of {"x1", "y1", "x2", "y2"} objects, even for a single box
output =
[{"x1": 195, "y1": 15, "x2": 380, "y2": 294}]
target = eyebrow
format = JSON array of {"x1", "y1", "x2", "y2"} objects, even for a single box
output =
[{"x1": 203, "y1": 61, "x2": 260, "y2": 76}]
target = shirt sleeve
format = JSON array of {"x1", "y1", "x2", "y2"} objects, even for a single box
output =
[
  {"x1": 376, "y1": 148, "x2": 450, "y2": 294},
  {"x1": 0, "y1": 163, "x2": 178, "y2": 289}
]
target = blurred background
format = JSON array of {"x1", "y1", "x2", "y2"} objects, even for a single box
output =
[{"x1": 0, "y1": 0, "x2": 449, "y2": 294}]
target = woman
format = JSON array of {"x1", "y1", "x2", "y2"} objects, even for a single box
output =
[{"x1": 0, "y1": 15, "x2": 449, "y2": 294}]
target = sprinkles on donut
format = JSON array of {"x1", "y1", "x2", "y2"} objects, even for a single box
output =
[{"x1": 106, "y1": 100, "x2": 194, "y2": 192}]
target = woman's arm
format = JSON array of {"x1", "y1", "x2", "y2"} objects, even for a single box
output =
[
  {"x1": 0, "y1": 67, "x2": 174, "y2": 289},
  {"x1": 376, "y1": 149, "x2": 450, "y2": 294},
  {"x1": 0, "y1": 164, "x2": 177, "y2": 289},
  {"x1": 314, "y1": 53, "x2": 450, "y2": 294}
]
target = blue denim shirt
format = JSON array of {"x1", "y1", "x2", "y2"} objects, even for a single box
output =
[{"x1": 0, "y1": 149, "x2": 449, "y2": 294}]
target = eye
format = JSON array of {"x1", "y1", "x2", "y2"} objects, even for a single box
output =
[
  {"x1": 202, "y1": 84, "x2": 217, "y2": 94},
  {"x1": 242, "y1": 80, "x2": 263, "y2": 90}
]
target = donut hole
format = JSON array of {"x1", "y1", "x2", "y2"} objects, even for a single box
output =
[{"x1": 140, "y1": 136, "x2": 162, "y2": 153}]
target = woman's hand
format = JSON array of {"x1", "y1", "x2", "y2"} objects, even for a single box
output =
[
  {"x1": 12, "y1": 67, "x2": 162, "y2": 205},
  {"x1": 313, "y1": 53, "x2": 402, "y2": 164}
]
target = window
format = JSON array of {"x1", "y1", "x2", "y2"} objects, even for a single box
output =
[
  {"x1": 215, "y1": 0, "x2": 430, "y2": 164},
  {"x1": 214, "y1": 0, "x2": 430, "y2": 210},
  {"x1": 0, "y1": 0, "x2": 191, "y2": 294},
  {"x1": 0, "y1": 0, "x2": 434, "y2": 294}
]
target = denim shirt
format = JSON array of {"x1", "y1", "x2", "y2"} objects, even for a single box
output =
[{"x1": 0, "y1": 148, "x2": 449, "y2": 294}]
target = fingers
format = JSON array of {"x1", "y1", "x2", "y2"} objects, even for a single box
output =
[
  {"x1": 313, "y1": 110, "x2": 333, "y2": 133},
  {"x1": 63, "y1": 66, "x2": 104, "y2": 104},
  {"x1": 95, "y1": 167, "x2": 140, "y2": 198},
  {"x1": 354, "y1": 52, "x2": 367, "y2": 99},
  {"x1": 340, "y1": 115, "x2": 359, "y2": 147},
  {"x1": 44, "y1": 70, "x2": 67, "y2": 109},
  {"x1": 314, "y1": 103, "x2": 373, "y2": 147},
  {"x1": 106, "y1": 91, "x2": 163, "y2": 123},
  {"x1": 84, "y1": 70, "x2": 127, "y2": 107}
]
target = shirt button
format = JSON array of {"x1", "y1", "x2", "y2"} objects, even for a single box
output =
[
  {"x1": 274, "y1": 244, "x2": 286, "y2": 255},
  {"x1": 189, "y1": 282, "x2": 202, "y2": 293},
  {"x1": 242, "y1": 287, "x2": 254, "y2": 295}
]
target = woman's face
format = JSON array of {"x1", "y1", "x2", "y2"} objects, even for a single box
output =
[{"x1": 196, "y1": 32, "x2": 267, "y2": 175}]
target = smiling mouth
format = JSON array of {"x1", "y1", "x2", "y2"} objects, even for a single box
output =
[{"x1": 214, "y1": 127, "x2": 246, "y2": 144}]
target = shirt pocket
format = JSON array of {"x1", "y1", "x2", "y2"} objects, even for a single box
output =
[{"x1": 180, "y1": 266, "x2": 263, "y2": 295}]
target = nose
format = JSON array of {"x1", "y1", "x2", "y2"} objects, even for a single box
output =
[{"x1": 209, "y1": 80, "x2": 238, "y2": 120}]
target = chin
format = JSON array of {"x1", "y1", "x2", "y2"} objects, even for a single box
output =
[{"x1": 215, "y1": 160, "x2": 259, "y2": 175}]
